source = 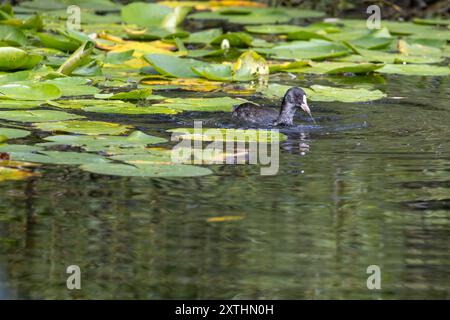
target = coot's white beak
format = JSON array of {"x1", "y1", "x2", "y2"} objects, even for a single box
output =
[{"x1": 300, "y1": 94, "x2": 312, "y2": 117}]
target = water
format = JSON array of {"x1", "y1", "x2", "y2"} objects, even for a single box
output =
[{"x1": 0, "y1": 74, "x2": 449, "y2": 299}]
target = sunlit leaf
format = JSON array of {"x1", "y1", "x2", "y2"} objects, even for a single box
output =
[
  {"x1": 0, "y1": 83, "x2": 61, "y2": 101},
  {"x1": 0, "y1": 110, "x2": 83, "y2": 122},
  {"x1": 168, "y1": 127, "x2": 287, "y2": 142},
  {"x1": 34, "y1": 120, "x2": 131, "y2": 135}
]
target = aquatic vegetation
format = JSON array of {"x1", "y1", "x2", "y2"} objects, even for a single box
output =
[{"x1": 0, "y1": 0, "x2": 447, "y2": 180}]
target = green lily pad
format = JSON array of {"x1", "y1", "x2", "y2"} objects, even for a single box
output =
[
  {"x1": 292, "y1": 61, "x2": 384, "y2": 74},
  {"x1": 0, "y1": 110, "x2": 83, "y2": 122},
  {"x1": 189, "y1": 7, "x2": 323, "y2": 25},
  {"x1": 143, "y1": 54, "x2": 205, "y2": 78},
  {"x1": 105, "y1": 88, "x2": 153, "y2": 100},
  {"x1": 263, "y1": 83, "x2": 386, "y2": 103},
  {"x1": 193, "y1": 50, "x2": 268, "y2": 82},
  {"x1": 121, "y1": 2, "x2": 188, "y2": 28},
  {"x1": 0, "y1": 100, "x2": 42, "y2": 109},
  {"x1": 0, "y1": 25, "x2": 28, "y2": 46},
  {"x1": 0, "y1": 144, "x2": 43, "y2": 153},
  {"x1": 168, "y1": 128, "x2": 287, "y2": 143},
  {"x1": 44, "y1": 77, "x2": 100, "y2": 97},
  {"x1": 37, "y1": 32, "x2": 82, "y2": 52},
  {"x1": 260, "y1": 40, "x2": 350, "y2": 60},
  {"x1": 34, "y1": 120, "x2": 131, "y2": 135},
  {"x1": 83, "y1": 104, "x2": 179, "y2": 115},
  {"x1": 306, "y1": 84, "x2": 386, "y2": 102},
  {"x1": 211, "y1": 32, "x2": 253, "y2": 47},
  {"x1": 9, "y1": 151, "x2": 109, "y2": 165},
  {"x1": 0, "y1": 83, "x2": 62, "y2": 101},
  {"x1": 41, "y1": 130, "x2": 168, "y2": 152},
  {"x1": 184, "y1": 28, "x2": 223, "y2": 44},
  {"x1": 413, "y1": 18, "x2": 450, "y2": 26},
  {"x1": 245, "y1": 24, "x2": 304, "y2": 34},
  {"x1": 80, "y1": 162, "x2": 212, "y2": 177},
  {"x1": 0, "y1": 127, "x2": 30, "y2": 139},
  {"x1": 154, "y1": 97, "x2": 245, "y2": 112},
  {"x1": 104, "y1": 50, "x2": 134, "y2": 64},
  {"x1": 376, "y1": 64, "x2": 450, "y2": 76},
  {"x1": 337, "y1": 49, "x2": 444, "y2": 64},
  {"x1": 0, "y1": 47, "x2": 42, "y2": 71}
]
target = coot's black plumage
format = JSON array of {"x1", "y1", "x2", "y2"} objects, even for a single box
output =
[{"x1": 232, "y1": 87, "x2": 312, "y2": 126}]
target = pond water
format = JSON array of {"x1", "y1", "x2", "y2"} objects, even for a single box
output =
[{"x1": 0, "y1": 74, "x2": 449, "y2": 299}]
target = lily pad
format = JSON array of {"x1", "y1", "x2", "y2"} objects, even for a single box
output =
[
  {"x1": 168, "y1": 128, "x2": 287, "y2": 143},
  {"x1": 260, "y1": 40, "x2": 350, "y2": 61},
  {"x1": 292, "y1": 61, "x2": 384, "y2": 75},
  {"x1": 0, "y1": 127, "x2": 30, "y2": 139},
  {"x1": 83, "y1": 104, "x2": 178, "y2": 115},
  {"x1": 0, "y1": 83, "x2": 62, "y2": 101},
  {"x1": 0, "y1": 110, "x2": 83, "y2": 122},
  {"x1": 121, "y1": 3, "x2": 182, "y2": 28},
  {"x1": 41, "y1": 130, "x2": 168, "y2": 152},
  {"x1": 80, "y1": 162, "x2": 212, "y2": 177},
  {"x1": 306, "y1": 84, "x2": 386, "y2": 102},
  {"x1": 33, "y1": 120, "x2": 131, "y2": 135},
  {"x1": 154, "y1": 97, "x2": 245, "y2": 112},
  {"x1": 9, "y1": 151, "x2": 109, "y2": 165},
  {"x1": 263, "y1": 84, "x2": 386, "y2": 103},
  {"x1": 376, "y1": 64, "x2": 450, "y2": 76},
  {"x1": 0, "y1": 101, "x2": 42, "y2": 109},
  {"x1": 143, "y1": 54, "x2": 205, "y2": 78},
  {"x1": 0, "y1": 47, "x2": 42, "y2": 71}
]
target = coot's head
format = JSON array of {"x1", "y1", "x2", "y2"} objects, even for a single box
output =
[{"x1": 282, "y1": 87, "x2": 311, "y2": 117}]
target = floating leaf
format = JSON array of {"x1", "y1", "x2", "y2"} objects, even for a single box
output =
[
  {"x1": 0, "y1": 110, "x2": 83, "y2": 122},
  {"x1": 245, "y1": 24, "x2": 303, "y2": 34},
  {"x1": 0, "y1": 83, "x2": 62, "y2": 101},
  {"x1": 80, "y1": 162, "x2": 212, "y2": 177},
  {"x1": 143, "y1": 53, "x2": 205, "y2": 78},
  {"x1": 121, "y1": 2, "x2": 173, "y2": 28},
  {"x1": 0, "y1": 25, "x2": 28, "y2": 46},
  {"x1": 106, "y1": 88, "x2": 153, "y2": 100},
  {"x1": 0, "y1": 100, "x2": 42, "y2": 109},
  {"x1": 0, "y1": 144, "x2": 43, "y2": 153},
  {"x1": 211, "y1": 32, "x2": 253, "y2": 47},
  {"x1": 83, "y1": 104, "x2": 179, "y2": 115},
  {"x1": 337, "y1": 48, "x2": 444, "y2": 64},
  {"x1": 41, "y1": 130, "x2": 168, "y2": 152},
  {"x1": 0, "y1": 127, "x2": 30, "y2": 139},
  {"x1": 168, "y1": 127, "x2": 287, "y2": 142},
  {"x1": 37, "y1": 32, "x2": 81, "y2": 52},
  {"x1": 193, "y1": 50, "x2": 268, "y2": 81},
  {"x1": 9, "y1": 151, "x2": 109, "y2": 165},
  {"x1": 260, "y1": 40, "x2": 350, "y2": 60},
  {"x1": 376, "y1": 64, "x2": 450, "y2": 76},
  {"x1": 184, "y1": 28, "x2": 223, "y2": 44},
  {"x1": 34, "y1": 120, "x2": 131, "y2": 135},
  {"x1": 263, "y1": 83, "x2": 386, "y2": 103},
  {"x1": 292, "y1": 61, "x2": 384, "y2": 75},
  {"x1": 0, "y1": 47, "x2": 42, "y2": 71},
  {"x1": 155, "y1": 97, "x2": 245, "y2": 112},
  {"x1": 306, "y1": 84, "x2": 386, "y2": 102}
]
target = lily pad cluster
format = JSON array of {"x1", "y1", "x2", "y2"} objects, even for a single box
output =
[{"x1": 0, "y1": 0, "x2": 448, "y2": 180}]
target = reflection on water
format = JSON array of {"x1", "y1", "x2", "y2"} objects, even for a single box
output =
[{"x1": 0, "y1": 75, "x2": 449, "y2": 299}]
